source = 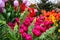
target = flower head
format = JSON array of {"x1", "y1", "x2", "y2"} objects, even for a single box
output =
[{"x1": 14, "y1": 0, "x2": 19, "y2": 7}]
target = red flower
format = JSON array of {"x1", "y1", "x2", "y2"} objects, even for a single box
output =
[
  {"x1": 28, "y1": 8, "x2": 36, "y2": 17},
  {"x1": 20, "y1": 3, "x2": 27, "y2": 13}
]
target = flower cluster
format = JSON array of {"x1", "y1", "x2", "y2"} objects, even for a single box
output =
[
  {"x1": 19, "y1": 17, "x2": 34, "y2": 40},
  {"x1": 8, "y1": 18, "x2": 20, "y2": 30},
  {"x1": 32, "y1": 15, "x2": 53, "y2": 37}
]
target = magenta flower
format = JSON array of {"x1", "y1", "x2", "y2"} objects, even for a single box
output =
[
  {"x1": 21, "y1": 24, "x2": 28, "y2": 32},
  {"x1": 22, "y1": 32, "x2": 27, "y2": 38},
  {"x1": 26, "y1": 34, "x2": 33, "y2": 40},
  {"x1": 14, "y1": 0, "x2": 19, "y2": 7},
  {"x1": 40, "y1": 15, "x2": 45, "y2": 20},
  {"x1": 15, "y1": 18, "x2": 20, "y2": 25},
  {"x1": 32, "y1": 29, "x2": 41, "y2": 37},
  {"x1": 7, "y1": 22, "x2": 16, "y2": 30},
  {"x1": 29, "y1": 17, "x2": 34, "y2": 22},
  {"x1": 24, "y1": 18, "x2": 30, "y2": 26},
  {"x1": 0, "y1": 0, "x2": 5, "y2": 8},
  {"x1": 19, "y1": 28, "x2": 24, "y2": 34},
  {"x1": 39, "y1": 26, "x2": 46, "y2": 32},
  {"x1": 44, "y1": 21, "x2": 49, "y2": 26},
  {"x1": 34, "y1": 25, "x2": 41, "y2": 30}
]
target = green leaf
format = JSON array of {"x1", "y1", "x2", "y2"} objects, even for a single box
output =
[
  {"x1": 39, "y1": 26, "x2": 56, "y2": 40},
  {"x1": 28, "y1": 18, "x2": 36, "y2": 34},
  {"x1": 20, "y1": 9, "x2": 29, "y2": 25}
]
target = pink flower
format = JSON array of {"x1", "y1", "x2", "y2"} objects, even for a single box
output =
[
  {"x1": 7, "y1": 22, "x2": 16, "y2": 30},
  {"x1": 0, "y1": 0, "x2": 5, "y2": 8},
  {"x1": 22, "y1": 0, "x2": 27, "y2": 4},
  {"x1": 15, "y1": 18, "x2": 20, "y2": 25},
  {"x1": 21, "y1": 24, "x2": 28, "y2": 32},
  {"x1": 34, "y1": 25, "x2": 41, "y2": 30},
  {"x1": 2, "y1": 0, "x2": 8, "y2": 2},
  {"x1": 22, "y1": 32, "x2": 27, "y2": 38},
  {"x1": 24, "y1": 19, "x2": 30, "y2": 26},
  {"x1": 44, "y1": 21, "x2": 49, "y2": 26},
  {"x1": 25, "y1": 1, "x2": 31, "y2": 7},
  {"x1": 29, "y1": 17, "x2": 34, "y2": 22},
  {"x1": 26, "y1": 34, "x2": 33, "y2": 40},
  {"x1": 14, "y1": 0, "x2": 19, "y2": 7},
  {"x1": 34, "y1": 9, "x2": 38, "y2": 12},
  {"x1": 19, "y1": 28, "x2": 24, "y2": 34},
  {"x1": 39, "y1": 26, "x2": 46, "y2": 32},
  {"x1": 40, "y1": 15, "x2": 45, "y2": 20},
  {"x1": 32, "y1": 29, "x2": 41, "y2": 37}
]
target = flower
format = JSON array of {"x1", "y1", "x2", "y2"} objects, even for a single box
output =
[
  {"x1": 20, "y1": 24, "x2": 28, "y2": 32},
  {"x1": 14, "y1": 0, "x2": 19, "y2": 7},
  {"x1": 22, "y1": 0, "x2": 27, "y2": 4},
  {"x1": 25, "y1": 1, "x2": 31, "y2": 7},
  {"x1": 2, "y1": 0, "x2": 8, "y2": 2},
  {"x1": 7, "y1": 22, "x2": 16, "y2": 30},
  {"x1": 58, "y1": 29, "x2": 60, "y2": 33},
  {"x1": 56, "y1": 12, "x2": 60, "y2": 20},
  {"x1": 20, "y1": 3, "x2": 26, "y2": 13},
  {"x1": 26, "y1": 34, "x2": 33, "y2": 40},
  {"x1": 32, "y1": 29, "x2": 41, "y2": 37},
  {"x1": 28, "y1": 8, "x2": 36, "y2": 17},
  {"x1": 15, "y1": 18, "x2": 20, "y2": 25},
  {"x1": 34, "y1": 25, "x2": 41, "y2": 30},
  {"x1": 0, "y1": 0, "x2": 5, "y2": 8},
  {"x1": 22, "y1": 32, "x2": 27, "y2": 38},
  {"x1": 19, "y1": 28, "x2": 24, "y2": 34}
]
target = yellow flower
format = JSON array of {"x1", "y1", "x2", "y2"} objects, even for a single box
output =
[
  {"x1": 50, "y1": 15, "x2": 56, "y2": 23},
  {"x1": 58, "y1": 29, "x2": 60, "y2": 32}
]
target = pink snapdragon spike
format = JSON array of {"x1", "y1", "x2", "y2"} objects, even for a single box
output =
[
  {"x1": 14, "y1": 0, "x2": 19, "y2": 7},
  {"x1": 0, "y1": 0, "x2": 5, "y2": 8},
  {"x1": 32, "y1": 29, "x2": 41, "y2": 37},
  {"x1": 26, "y1": 34, "x2": 33, "y2": 40}
]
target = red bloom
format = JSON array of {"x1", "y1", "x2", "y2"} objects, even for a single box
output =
[
  {"x1": 28, "y1": 8, "x2": 36, "y2": 17},
  {"x1": 20, "y1": 3, "x2": 27, "y2": 13}
]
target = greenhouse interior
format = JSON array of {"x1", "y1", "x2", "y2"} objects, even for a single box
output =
[{"x1": 0, "y1": 0, "x2": 60, "y2": 40}]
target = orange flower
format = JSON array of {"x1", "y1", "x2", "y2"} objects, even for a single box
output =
[{"x1": 56, "y1": 12, "x2": 60, "y2": 20}]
